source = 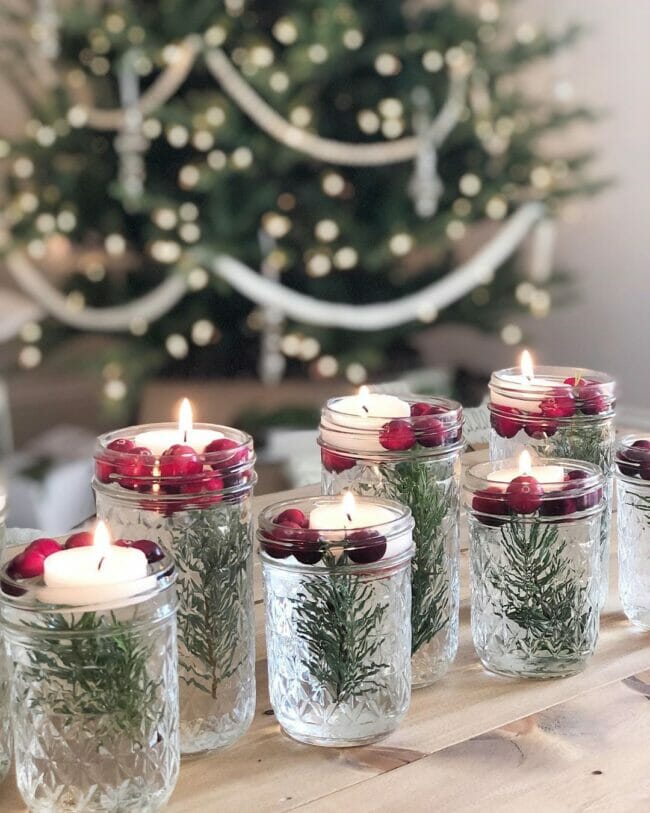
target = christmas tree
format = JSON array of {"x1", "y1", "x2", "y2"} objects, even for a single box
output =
[{"x1": 0, "y1": 0, "x2": 603, "y2": 407}]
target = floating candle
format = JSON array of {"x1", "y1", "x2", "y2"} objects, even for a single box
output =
[
  {"x1": 486, "y1": 450, "x2": 564, "y2": 487},
  {"x1": 135, "y1": 398, "x2": 223, "y2": 455}
]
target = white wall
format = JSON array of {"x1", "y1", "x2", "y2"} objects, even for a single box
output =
[{"x1": 521, "y1": 0, "x2": 650, "y2": 407}]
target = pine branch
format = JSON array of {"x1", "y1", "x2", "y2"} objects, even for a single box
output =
[
  {"x1": 381, "y1": 459, "x2": 455, "y2": 655},
  {"x1": 628, "y1": 491, "x2": 650, "y2": 527},
  {"x1": 486, "y1": 521, "x2": 590, "y2": 658},
  {"x1": 291, "y1": 552, "x2": 389, "y2": 705},
  {"x1": 172, "y1": 506, "x2": 251, "y2": 698},
  {"x1": 540, "y1": 422, "x2": 612, "y2": 473}
]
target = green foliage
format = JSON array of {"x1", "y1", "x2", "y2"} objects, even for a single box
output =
[
  {"x1": 292, "y1": 551, "x2": 389, "y2": 704},
  {"x1": 172, "y1": 506, "x2": 251, "y2": 698},
  {"x1": 540, "y1": 422, "x2": 613, "y2": 474},
  {"x1": 0, "y1": 1, "x2": 604, "y2": 385},
  {"x1": 381, "y1": 459, "x2": 455, "y2": 654},
  {"x1": 20, "y1": 611, "x2": 162, "y2": 743}
]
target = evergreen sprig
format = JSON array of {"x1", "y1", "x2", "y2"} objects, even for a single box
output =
[
  {"x1": 486, "y1": 521, "x2": 591, "y2": 658},
  {"x1": 291, "y1": 552, "x2": 389, "y2": 704},
  {"x1": 542, "y1": 422, "x2": 613, "y2": 473},
  {"x1": 20, "y1": 611, "x2": 162, "y2": 743},
  {"x1": 628, "y1": 491, "x2": 650, "y2": 526},
  {"x1": 381, "y1": 460, "x2": 455, "y2": 655},
  {"x1": 173, "y1": 506, "x2": 250, "y2": 698}
]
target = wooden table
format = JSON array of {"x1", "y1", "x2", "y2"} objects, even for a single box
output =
[{"x1": 2, "y1": 462, "x2": 650, "y2": 812}]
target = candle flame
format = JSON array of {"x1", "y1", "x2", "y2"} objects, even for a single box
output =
[
  {"x1": 93, "y1": 520, "x2": 112, "y2": 555},
  {"x1": 342, "y1": 491, "x2": 356, "y2": 521},
  {"x1": 520, "y1": 350, "x2": 534, "y2": 381},
  {"x1": 179, "y1": 398, "x2": 193, "y2": 440},
  {"x1": 358, "y1": 386, "x2": 370, "y2": 414},
  {"x1": 518, "y1": 450, "x2": 533, "y2": 476}
]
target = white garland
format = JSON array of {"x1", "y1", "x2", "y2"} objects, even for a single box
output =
[{"x1": 5, "y1": 203, "x2": 545, "y2": 334}]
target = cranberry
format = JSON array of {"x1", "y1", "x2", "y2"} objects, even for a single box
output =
[
  {"x1": 160, "y1": 444, "x2": 203, "y2": 478},
  {"x1": 262, "y1": 522, "x2": 322, "y2": 562},
  {"x1": 321, "y1": 448, "x2": 356, "y2": 473},
  {"x1": 1, "y1": 558, "x2": 27, "y2": 596},
  {"x1": 410, "y1": 402, "x2": 447, "y2": 417},
  {"x1": 490, "y1": 406, "x2": 524, "y2": 439},
  {"x1": 379, "y1": 419, "x2": 416, "y2": 451},
  {"x1": 524, "y1": 417, "x2": 558, "y2": 439},
  {"x1": 130, "y1": 539, "x2": 164, "y2": 564},
  {"x1": 114, "y1": 539, "x2": 131, "y2": 548},
  {"x1": 346, "y1": 529, "x2": 387, "y2": 564},
  {"x1": 65, "y1": 531, "x2": 94, "y2": 549},
  {"x1": 564, "y1": 469, "x2": 602, "y2": 510},
  {"x1": 539, "y1": 492, "x2": 577, "y2": 518},
  {"x1": 118, "y1": 446, "x2": 154, "y2": 490},
  {"x1": 472, "y1": 487, "x2": 509, "y2": 527},
  {"x1": 416, "y1": 416, "x2": 447, "y2": 448},
  {"x1": 292, "y1": 529, "x2": 323, "y2": 565},
  {"x1": 506, "y1": 475, "x2": 544, "y2": 514},
  {"x1": 276, "y1": 508, "x2": 309, "y2": 528},
  {"x1": 12, "y1": 549, "x2": 46, "y2": 579},
  {"x1": 26, "y1": 537, "x2": 63, "y2": 558},
  {"x1": 108, "y1": 438, "x2": 136, "y2": 453},
  {"x1": 204, "y1": 438, "x2": 248, "y2": 469},
  {"x1": 540, "y1": 391, "x2": 576, "y2": 420}
]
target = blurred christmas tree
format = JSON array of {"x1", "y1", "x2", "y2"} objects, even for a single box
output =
[{"x1": 0, "y1": 0, "x2": 604, "y2": 407}]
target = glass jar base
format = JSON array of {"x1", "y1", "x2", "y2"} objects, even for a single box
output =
[
  {"x1": 280, "y1": 725, "x2": 395, "y2": 748},
  {"x1": 478, "y1": 654, "x2": 588, "y2": 680},
  {"x1": 412, "y1": 659, "x2": 451, "y2": 689},
  {"x1": 19, "y1": 786, "x2": 174, "y2": 813},
  {"x1": 622, "y1": 607, "x2": 650, "y2": 631}
]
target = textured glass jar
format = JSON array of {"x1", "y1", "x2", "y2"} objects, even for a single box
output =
[
  {"x1": 319, "y1": 395, "x2": 463, "y2": 687},
  {"x1": 616, "y1": 435, "x2": 650, "y2": 628},
  {"x1": 465, "y1": 457, "x2": 604, "y2": 678},
  {"x1": 0, "y1": 547, "x2": 179, "y2": 812},
  {"x1": 0, "y1": 485, "x2": 9, "y2": 782},
  {"x1": 94, "y1": 424, "x2": 256, "y2": 756},
  {"x1": 488, "y1": 365, "x2": 615, "y2": 605},
  {"x1": 259, "y1": 496, "x2": 414, "y2": 747}
]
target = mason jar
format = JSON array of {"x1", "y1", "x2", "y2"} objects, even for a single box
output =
[
  {"x1": 0, "y1": 545, "x2": 179, "y2": 812},
  {"x1": 93, "y1": 423, "x2": 256, "y2": 756},
  {"x1": 616, "y1": 435, "x2": 650, "y2": 628},
  {"x1": 0, "y1": 635, "x2": 9, "y2": 783},
  {"x1": 488, "y1": 365, "x2": 615, "y2": 605},
  {"x1": 259, "y1": 496, "x2": 414, "y2": 747},
  {"x1": 319, "y1": 395, "x2": 463, "y2": 687},
  {"x1": 465, "y1": 457, "x2": 604, "y2": 678}
]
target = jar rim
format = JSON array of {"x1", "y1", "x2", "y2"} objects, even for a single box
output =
[{"x1": 616, "y1": 433, "x2": 650, "y2": 483}]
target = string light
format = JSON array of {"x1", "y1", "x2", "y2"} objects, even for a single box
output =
[
  {"x1": 308, "y1": 44, "x2": 328, "y2": 64},
  {"x1": 501, "y1": 324, "x2": 522, "y2": 345},
  {"x1": 57, "y1": 210, "x2": 77, "y2": 232},
  {"x1": 105, "y1": 13, "x2": 125, "y2": 33},
  {"x1": 290, "y1": 106, "x2": 312, "y2": 127},
  {"x1": 206, "y1": 106, "x2": 225, "y2": 127},
  {"x1": 322, "y1": 172, "x2": 345, "y2": 196},
  {"x1": 314, "y1": 355, "x2": 338, "y2": 377},
  {"x1": 27, "y1": 240, "x2": 46, "y2": 259},
  {"x1": 179, "y1": 223, "x2": 201, "y2": 243},
  {"x1": 314, "y1": 219, "x2": 339, "y2": 242},
  {"x1": 153, "y1": 208, "x2": 177, "y2": 230},
  {"x1": 343, "y1": 30, "x2": 363, "y2": 49},
  {"x1": 36, "y1": 126, "x2": 56, "y2": 147},
  {"x1": 192, "y1": 130, "x2": 215, "y2": 151},
  {"x1": 346, "y1": 362, "x2": 367, "y2": 384},
  {"x1": 530, "y1": 289, "x2": 551, "y2": 318},
  {"x1": 516, "y1": 23, "x2": 538, "y2": 44},
  {"x1": 207, "y1": 150, "x2": 227, "y2": 170},
  {"x1": 20, "y1": 322, "x2": 42, "y2": 343},
  {"x1": 142, "y1": 118, "x2": 162, "y2": 139},
  {"x1": 150, "y1": 240, "x2": 182, "y2": 263},
  {"x1": 191, "y1": 319, "x2": 217, "y2": 346},
  {"x1": 422, "y1": 50, "x2": 443, "y2": 72},
  {"x1": 231, "y1": 147, "x2": 253, "y2": 168},
  {"x1": 18, "y1": 192, "x2": 38, "y2": 212},
  {"x1": 531, "y1": 166, "x2": 552, "y2": 190},
  {"x1": 262, "y1": 212, "x2": 291, "y2": 238},
  {"x1": 105, "y1": 234, "x2": 126, "y2": 255},
  {"x1": 179, "y1": 202, "x2": 199, "y2": 221},
  {"x1": 515, "y1": 282, "x2": 535, "y2": 305},
  {"x1": 333, "y1": 247, "x2": 358, "y2": 269},
  {"x1": 85, "y1": 262, "x2": 105, "y2": 282},
  {"x1": 277, "y1": 193, "x2": 296, "y2": 211},
  {"x1": 269, "y1": 71, "x2": 289, "y2": 92},
  {"x1": 204, "y1": 25, "x2": 227, "y2": 47},
  {"x1": 167, "y1": 125, "x2": 189, "y2": 148},
  {"x1": 389, "y1": 233, "x2": 413, "y2": 256},
  {"x1": 19, "y1": 346, "x2": 42, "y2": 369},
  {"x1": 272, "y1": 18, "x2": 298, "y2": 45},
  {"x1": 0, "y1": 139, "x2": 10, "y2": 158},
  {"x1": 188, "y1": 268, "x2": 209, "y2": 291},
  {"x1": 378, "y1": 98, "x2": 403, "y2": 118},
  {"x1": 298, "y1": 337, "x2": 320, "y2": 361},
  {"x1": 166, "y1": 334, "x2": 189, "y2": 359},
  {"x1": 306, "y1": 252, "x2": 331, "y2": 277},
  {"x1": 453, "y1": 198, "x2": 472, "y2": 217},
  {"x1": 375, "y1": 53, "x2": 401, "y2": 76},
  {"x1": 357, "y1": 110, "x2": 380, "y2": 134},
  {"x1": 36, "y1": 213, "x2": 56, "y2": 233},
  {"x1": 382, "y1": 119, "x2": 404, "y2": 139},
  {"x1": 446, "y1": 220, "x2": 466, "y2": 240},
  {"x1": 66, "y1": 291, "x2": 86, "y2": 311},
  {"x1": 281, "y1": 333, "x2": 301, "y2": 356},
  {"x1": 130, "y1": 317, "x2": 148, "y2": 336},
  {"x1": 13, "y1": 157, "x2": 34, "y2": 178},
  {"x1": 178, "y1": 165, "x2": 200, "y2": 188},
  {"x1": 417, "y1": 304, "x2": 438, "y2": 324},
  {"x1": 486, "y1": 196, "x2": 508, "y2": 220},
  {"x1": 104, "y1": 379, "x2": 127, "y2": 401}
]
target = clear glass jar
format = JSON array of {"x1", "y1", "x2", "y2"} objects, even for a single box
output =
[
  {"x1": 616, "y1": 434, "x2": 650, "y2": 628},
  {"x1": 319, "y1": 396, "x2": 463, "y2": 687},
  {"x1": 465, "y1": 457, "x2": 604, "y2": 678},
  {"x1": 259, "y1": 496, "x2": 414, "y2": 747},
  {"x1": 0, "y1": 634, "x2": 9, "y2": 783},
  {"x1": 93, "y1": 423, "x2": 257, "y2": 756},
  {"x1": 488, "y1": 365, "x2": 615, "y2": 605},
  {"x1": 0, "y1": 546, "x2": 179, "y2": 812}
]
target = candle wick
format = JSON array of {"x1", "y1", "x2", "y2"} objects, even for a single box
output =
[
  {"x1": 361, "y1": 405, "x2": 369, "y2": 414},
  {"x1": 346, "y1": 513, "x2": 352, "y2": 523},
  {"x1": 97, "y1": 557, "x2": 105, "y2": 572},
  {"x1": 183, "y1": 430, "x2": 188, "y2": 443}
]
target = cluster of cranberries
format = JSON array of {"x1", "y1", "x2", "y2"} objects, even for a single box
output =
[
  {"x1": 472, "y1": 469, "x2": 601, "y2": 526},
  {"x1": 96, "y1": 436, "x2": 248, "y2": 499},
  {"x1": 491, "y1": 378, "x2": 611, "y2": 440},
  {"x1": 261, "y1": 508, "x2": 387, "y2": 565},
  {"x1": 322, "y1": 402, "x2": 460, "y2": 473},
  {"x1": 617, "y1": 439, "x2": 650, "y2": 480},
  {"x1": 3, "y1": 533, "x2": 163, "y2": 583}
]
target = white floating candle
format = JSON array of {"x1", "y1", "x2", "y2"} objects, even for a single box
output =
[
  {"x1": 135, "y1": 398, "x2": 223, "y2": 454},
  {"x1": 487, "y1": 450, "x2": 564, "y2": 488},
  {"x1": 490, "y1": 350, "x2": 556, "y2": 413}
]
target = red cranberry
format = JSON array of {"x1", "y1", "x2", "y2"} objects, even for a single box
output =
[
  {"x1": 160, "y1": 444, "x2": 203, "y2": 478},
  {"x1": 321, "y1": 448, "x2": 356, "y2": 474},
  {"x1": 262, "y1": 522, "x2": 308, "y2": 561},
  {"x1": 539, "y1": 492, "x2": 577, "y2": 518},
  {"x1": 65, "y1": 531, "x2": 94, "y2": 549},
  {"x1": 1, "y1": 558, "x2": 27, "y2": 596},
  {"x1": 276, "y1": 508, "x2": 309, "y2": 528},
  {"x1": 416, "y1": 417, "x2": 447, "y2": 448},
  {"x1": 472, "y1": 487, "x2": 509, "y2": 527},
  {"x1": 524, "y1": 416, "x2": 558, "y2": 439},
  {"x1": 410, "y1": 402, "x2": 447, "y2": 417},
  {"x1": 564, "y1": 469, "x2": 602, "y2": 510},
  {"x1": 204, "y1": 438, "x2": 248, "y2": 469},
  {"x1": 118, "y1": 446, "x2": 154, "y2": 490},
  {"x1": 379, "y1": 419, "x2": 416, "y2": 451},
  {"x1": 506, "y1": 475, "x2": 544, "y2": 514},
  {"x1": 346, "y1": 529, "x2": 387, "y2": 564},
  {"x1": 540, "y1": 391, "x2": 576, "y2": 420},
  {"x1": 130, "y1": 539, "x2": 164, "y2": 564},
  {"x1": 13, "y1": 549, "x2": 46, "y2": 579},
  {"x1": 291, "y1": 528, "x2": 323, "y2": 565},
  {"x1": 26, "y1": 537, "x2": 63, "y2": 558},
  {"x1": 114, "y1": 539, "x2": 131, "y2": 548},
  {"x1": 490, "y1": 406, "x2": 524, "y2": 439},
  {"x1": 108, "y1": 437, "x2": 136, "y2": 453}
]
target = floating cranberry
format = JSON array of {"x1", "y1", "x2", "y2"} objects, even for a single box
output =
[
  {"x1": 65, "y1": 531, "x2": 94, "y2": 549},
  {"x1": 12, "y1": 549, "x2": 46, "y2": 579},
  {"x1": 346, "y1": 529, "x2": 387, "y2": 564},
  {"x1": 276, "y1": 508, "x2": 309, "y2": 528},
  {"x1": 321, "y1": 447, "x2": 356, "y2": 473},
  {"x1": 490, "y1": 406, "x2": 524, "y2": 439},
  {"x1": 506, "y1": 475, "x2": 543, "y2": 514},
  {"x1": 204, "y1": 438, "x2": 248, "y2": 469},
  {"x1": 291, "y1": 529, "x2": 322, "y2": 565},
  {"x1": 410, "y1": 402, "x2": 447, "y2": 417},
  {"x1": 524, "y1": 417, "x2": 558, "y2": 439},
  {"x1": 1, "y1": 557, "x2": 27, "y2": 596},
  {"x1": 472, "y1": 487, "x2": 509, "y2": 527},
  {"x1": 160, "y1": 444, "x2": 203, "y2": 478},
  {"x1": 416, "y1": 416, "x2": 447, "y2": 448},
  {"x1": 379, "y1": 419, "x2": 416, "y2": 451},
  {"x1": 540, "y1": 392, "x2": 576, "y2": 420},
  {"x1": 114, "y1": 539, "x2": 131, "y2": 548},
  {"x1": 261, "y1": 521, "x2": 302, "y2": 560},
  {"x1": 130, "y1": 539, "x2": 165, "y2": 564},
  {"x1": 26, "y1": 537, "x2": 63, "y2": 558},
  {"x1": 564, "y1": 469, "x2": 602, "y2": 510},
  {"x1": 108, "y1": 438, "x2": 136, "y2": 453},
  {"x1": 539, "y1": 492, "x2": 577, "y2": 518},
  {"x1": 118, "y1": 446, "x2": 154, "y2": 490}
]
